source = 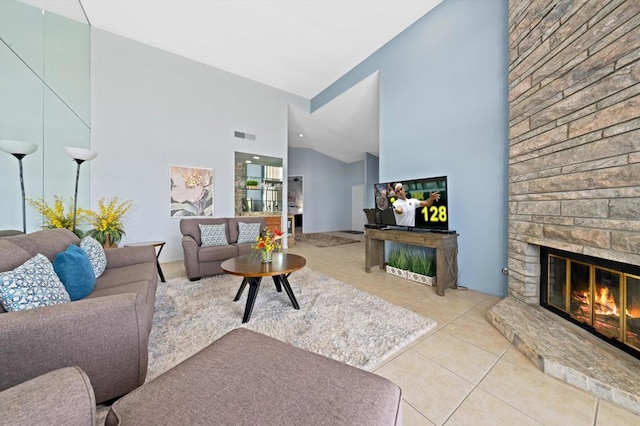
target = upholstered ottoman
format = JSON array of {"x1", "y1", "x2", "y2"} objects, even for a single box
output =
[{"x1": 106, "y1": 328, "x2": 402, "y2": 425}]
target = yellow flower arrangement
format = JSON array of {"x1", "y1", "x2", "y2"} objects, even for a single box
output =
[
  {"x1": 28, "y1": 196, "x2": 85, "y2": 236},
  {"x1": 84, "y1": 197, "x2": 133, "y2": 246}
]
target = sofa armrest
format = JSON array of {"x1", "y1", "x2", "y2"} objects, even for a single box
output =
[
  {"x1": 0, "y1": 293, "x2": 148, "y2": 404},
  {"x1": 105, "y1": 245, "x2": 156, "y2": 269},
  {"x1": 0, "y1": 367, "x2": 95, "y2": 426},
  {"x1": 182, "y1": 235, "x2": 200, "y2": 280}
]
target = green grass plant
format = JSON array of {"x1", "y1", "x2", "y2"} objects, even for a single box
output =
[{"x1": 388, "y1": 244, "x2": 434, "y2": 276}]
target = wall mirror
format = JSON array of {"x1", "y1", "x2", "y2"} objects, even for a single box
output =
[
  {"x1": 234, "y1": 152, "x2": 283, "y2": 215},
  {"x1": 0, "y1": 0, "x2": 90, "y2": 233}
]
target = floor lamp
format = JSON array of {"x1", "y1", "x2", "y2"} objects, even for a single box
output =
[
  {"x1": 65, "y1": 146, "x2": 98, "y2": 234},
  {"x1": 0, "y1": 140, "x2": 39, "y2": 234}
]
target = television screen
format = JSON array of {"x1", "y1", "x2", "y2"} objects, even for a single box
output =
[{"x1": 373, "y1": 176, "x2": 448, "y2": 230}]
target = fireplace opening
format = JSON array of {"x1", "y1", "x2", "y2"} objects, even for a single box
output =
[{"x1": 541, "y1": 247, "x2": 640, "y2": 360}]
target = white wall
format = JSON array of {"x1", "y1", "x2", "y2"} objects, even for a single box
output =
[{"x1": 90, "y1": 28, "x2": 307, "y2": 262}]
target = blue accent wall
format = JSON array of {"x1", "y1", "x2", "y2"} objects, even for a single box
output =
[
  {"x1": 347, "y1": 160, "x2": 364, "y2": 185},
  {"x1": 288, "y1": 147, "x2": 352, "y2": 233},
  {"x1": 313, "y1": 0, "x2": 509, "y2": 296}
]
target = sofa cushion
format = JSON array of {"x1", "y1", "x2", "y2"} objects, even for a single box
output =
[
  {"x1": 5, "y1": 228, "x2": 80, "y2": 262},
  {"x1": 95, "y1": 262, "x2": 157, "y2": 291},
  {"x1": 199, "y1": 224, "x2": 228, "y2": 247},
  {"x1": 54, "y1": 245, "x2": 96, "y2": 301},
  {"x1": 237, "y1": 222, "x2": 261, "y2": 244},
  {"x1": 0, "y1": 239, "x2": 32, "y2": 273},
  {"x1": 80, "y1": 236, "x2": 107, "y2": 278},
  {"x1": 0, "y1": 254, "x2": 71, "y2": 312},
  {"x1": 198, "y1": 245, "x2": 239, "y2": 263}
]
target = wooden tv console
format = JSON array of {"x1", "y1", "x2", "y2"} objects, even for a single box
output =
[{"x1": 364, "y1": 228, "x2": 458, "y2": 296}]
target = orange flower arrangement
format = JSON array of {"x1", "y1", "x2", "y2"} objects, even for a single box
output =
[{"x1": 252, "y1": 227, "x2": 283, "y2": 253}]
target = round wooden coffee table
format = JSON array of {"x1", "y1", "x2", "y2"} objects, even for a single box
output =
[{"x1": 221, "y1": 252, "x2": 306, "y2": 323}]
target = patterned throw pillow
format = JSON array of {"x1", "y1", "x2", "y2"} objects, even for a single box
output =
[
  {"x1": 237, "y1": 222, "x2": 261, "y2": 244},
  {"x1": 199, "y1": 224, "x2": 228, "y2": 247},
  {"x1": 80, "y1": 236, "x2": 107, "y2": 278},
  {"x1": 54, "y1": 245, "x2": 96, "y2": 301},
  {"x1": 0, "y1": 254, "x2": 71, "y2": 312}
]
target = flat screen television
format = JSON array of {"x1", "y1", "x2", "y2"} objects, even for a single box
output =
[{"x1": 373, "y1": 176, "x2": 448, "y2": 231}]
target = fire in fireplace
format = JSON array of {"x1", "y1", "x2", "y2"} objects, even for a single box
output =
[{"x1": 541, "y1": 247, "x2": 640, "y2": 360}]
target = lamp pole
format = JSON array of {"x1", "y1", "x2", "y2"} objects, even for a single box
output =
[
  {"x1": 0, "y1": 140, "x2": 38, "y2": 234},
  {"x1": 64, "y1": 146, "x2": 98, "y2": 235},
  {"x1": 16, "y1": 154, "x2": 27, "y2": 234},
  {"x1": 72, "y1": 159, "x2": 85, "y2": 233}
]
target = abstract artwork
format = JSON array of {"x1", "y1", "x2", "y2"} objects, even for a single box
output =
[{"x1": 170, "y1": 166, "x2": 213, "y2": 217}]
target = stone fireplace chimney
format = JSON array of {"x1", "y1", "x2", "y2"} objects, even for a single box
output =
[
  {"x1": 507, "y1": 0, "x2": 640, "y2": 305},
  {"x1": 489, "y1": 0, "x2": 640, "y2": 414}
]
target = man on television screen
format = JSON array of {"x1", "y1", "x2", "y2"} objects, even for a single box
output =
[{"x1": 392, "y1": 182, "x2": 440, "y2": 226}]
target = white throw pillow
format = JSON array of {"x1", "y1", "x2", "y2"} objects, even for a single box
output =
[
  {"x1": 237, "y1": 222, "x2": 261, "y2": 244},
  {"x1": 80, "y1": 236, "x2": 107, "y2": 278},
  {"x1": 199, "y1": 224, "x2": 228, "y2": 247},
  {"x1": 0, "y1": 254, "x2": 71, "y2": 312}
]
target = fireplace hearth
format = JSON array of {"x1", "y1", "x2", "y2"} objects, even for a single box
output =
[{"x1": 541, "y1": 247, "x2": 640, "y2": 360}]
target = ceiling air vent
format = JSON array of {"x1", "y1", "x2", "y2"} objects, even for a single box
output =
[{"x1": 234, "y1": 131, "x2": 256, "y2": 141}]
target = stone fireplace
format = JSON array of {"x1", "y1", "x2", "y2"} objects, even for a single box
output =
[
  {"x1": 505, "y1": 0, "x2": 640, "y2": 336},
  {"x1": 488, "y1": 0, "x2": 640, "y2": 414}
]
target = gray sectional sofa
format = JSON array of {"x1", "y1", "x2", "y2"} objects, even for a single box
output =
[
  {"x1": 0, "y1": 367, "x2": 96, "y2": 426},
  {"x1": 0, "y1": 228, "x2": 158, "y2": 404},
  {"x1": 0, "y1": 227, "x2": 405, "y2": 425},
  {"x1": 180, "y1": 216, "x2": 266, "y2": 280}
]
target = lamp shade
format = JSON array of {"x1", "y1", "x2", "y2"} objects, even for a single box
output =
[
  {"x1": 64, "y1": 146, "x2": 98, "y2": 161},
  {"x1": 0, "y1": 139, "x2": 38, "y2": 156}
]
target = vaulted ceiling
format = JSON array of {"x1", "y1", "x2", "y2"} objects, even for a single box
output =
[{"x1": 23, "y1": 0, "x2": 443, "y2": 162}]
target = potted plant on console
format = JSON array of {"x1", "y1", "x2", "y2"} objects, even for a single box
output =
[
  {"x1": 246, "y1": 179, "x2": 260, "y2": 190},
  {"x1": 386, "y1": 244, "x2": 435, "y2": 286},
  {"x1": 84, "y1": 197, "x2": 133, "y2": 248}
]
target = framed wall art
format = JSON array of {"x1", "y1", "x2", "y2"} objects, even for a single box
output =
[{"x1": 170, "y1": 166, "x2": 213, "y2": 217}]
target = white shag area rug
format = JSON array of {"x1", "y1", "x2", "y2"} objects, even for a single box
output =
[
  {"x1": 146, "y1": 267, "x2": 436, "y2": 380},
  {"x1": 96, "y1": 268, "x2": 436, "y2": 422}
]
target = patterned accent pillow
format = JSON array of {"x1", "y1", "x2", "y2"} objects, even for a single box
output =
[
  {"x1": 237, "y1": 222, "x2": 261, "y2": 244},
  {"x1": 199, "y1": 224, "x2": 228, "y2": 247},
  {"x1": 80, "y1": 236, "x2": 107, "y2": 278},
  {"x1": 0, "y1": 253, "x2": 71, "y2": 312}
]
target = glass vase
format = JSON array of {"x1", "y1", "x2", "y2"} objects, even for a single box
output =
[{"x1": 261, "y1": 250, "x2": 273, "y2": 263}]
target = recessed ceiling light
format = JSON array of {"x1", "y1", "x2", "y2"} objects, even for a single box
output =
[
  {"x1": 253, "y1": 156, "x2": 260, "y2": 159},
  {"x1": 299, "y1": 134, "x2": 304, "y2": 138},
  {"x1": 245, "y1": 160, "x2": 252, "y2": 164}
]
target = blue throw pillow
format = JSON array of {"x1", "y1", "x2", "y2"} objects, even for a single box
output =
[{"x1": 53, "y1": 245, "x2": 96, "y2": 301}]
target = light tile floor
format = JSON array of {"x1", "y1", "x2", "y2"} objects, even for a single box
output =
[{"x1": 160, "y1": 232, "x2": 640, "y2": 425}]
